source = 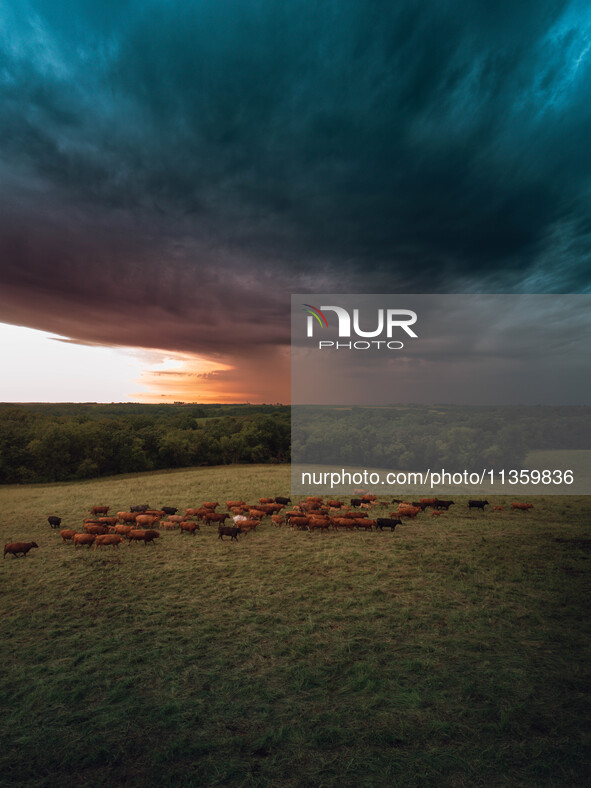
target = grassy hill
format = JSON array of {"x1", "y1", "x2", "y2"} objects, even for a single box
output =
[{"x1": 1, "y1": 465, "x2": 590, "y2": 786}]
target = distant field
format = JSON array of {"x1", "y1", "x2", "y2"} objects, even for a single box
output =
[
  {"x1": 1, "y1": 465, "x2": 590, "y2": 787},
  {"x1": 525, "y1": 449, "x2": 591, "y2": 483}
]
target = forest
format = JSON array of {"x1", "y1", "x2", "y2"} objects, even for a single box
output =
[
  {"x1": 0, "y1": 403, "x2": 588, "y2": 484},
  {"x1": 0, "y1": 404, "x2": 290, "y2": 484},
  {"x1": 292, "y1": 405, "x2": 590, "y2": 472}
]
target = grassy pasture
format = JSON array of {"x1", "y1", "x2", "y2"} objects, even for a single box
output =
[{"x1": 1, "y1": 465, "x2": 590, "y2": 787}]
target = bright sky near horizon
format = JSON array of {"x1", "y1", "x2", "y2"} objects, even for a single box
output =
[
  {"x1": 0, "y1": 321, "x2": 289, "y2": 404},
  {"x1": 0, "y1": 322, "x2": 194, "y2": 402}
]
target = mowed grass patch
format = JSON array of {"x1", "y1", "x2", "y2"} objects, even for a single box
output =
[{"x1": 1, "y1": 466, "x2": 590, "y2": 786}]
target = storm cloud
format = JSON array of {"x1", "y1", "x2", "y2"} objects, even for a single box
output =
[
  {"x1": 291, "y1": 294, "x2": 591, "y2": 406},
  {"x1": 1, "y1": 0, "x2": 590, "y2": 391}
]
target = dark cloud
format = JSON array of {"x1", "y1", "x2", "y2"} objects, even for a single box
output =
[
  {"x1": 1, "y1": 0, "x2": 590, "y2": 371},
  {"x1": 291, "y1": 295, "x2": 591, "y2": 406},
  {"x1": 0, "y1": 201, "x2": 293, "y2": 355}
]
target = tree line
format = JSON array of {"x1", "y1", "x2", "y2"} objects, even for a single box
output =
[
  {"x1": 0, "y1": 404, "x2": 290, "y2": 484},
  {"x1": 1, "y1": 403, "x2": 588, "y2": 484},
  {"x1": 291, "y1": 405, "x2": 590, "y2": 472}
]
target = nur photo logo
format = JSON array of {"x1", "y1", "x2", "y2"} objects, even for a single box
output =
[{"x1": 302, "y1": 303, "x2": 418, "y2": 350}]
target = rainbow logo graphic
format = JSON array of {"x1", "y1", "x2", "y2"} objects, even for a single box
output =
[{"x1": 302, "y1": 304, "x2": 329, "y2": 328}]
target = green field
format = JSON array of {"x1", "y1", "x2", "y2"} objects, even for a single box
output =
[{"x1": 1, "y1": 465, "x2": 590, "y2": 787}]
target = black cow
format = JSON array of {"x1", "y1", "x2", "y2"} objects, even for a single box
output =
[
  {"x1": 161, "y1": 506, "x2": 178, "y2": 516},
  {"x1": 218, "y1": 525, "x2": 241, "y2": 541},
  {"x1": 351, "y1": 498, "x2": 362, "y2": 507},
  {"x1": 376, "y1": 518, "x2": 401, "y2": 531},
  {"x1": 47, "y1": 516, "x2": 61, "y2": 528},
  {"x1": 468, "y1": 500, "x2": 489, "y2": 510},
  {"x1": 433, "y1": 500, "x2": 455, "y2": 510},
  {"x1": 130, "y1": 504, "x2": 150, "y2": 513},
  {"x1": 275, "y1": 497, "x2": 291, "y2": 506}
]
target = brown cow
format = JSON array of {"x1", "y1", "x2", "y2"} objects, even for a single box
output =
[
  {"x1": 60, "y1": 529, "x2": 77, "y2": 542},
  {"x1": 301, "y1": 501, "x2": 323, "y2": 512},
  {"x1": 309, "y1": 515, "x2": 330, "y2": 525},
  {"x1": 263, "y1": 503, "x2": 284, "y2": 513},
  {"x1": 117, "y1": 512, "x2": 138, "y2": 524},
  {"x1": 179, "y1": 521, "x2": 200, "y2": 535},
  {"x1": 512, "y1": 502, "x2": 534, "y2": 511},
  {"x1": 431, "y1": 511, "x2": 444, "y2": 518},
  {"x1": 94, "y1": 534, "x2": 124, "y2": 549},
  {"x1": 189, "y1": 508, "x2": 211, "y2": 520},
  {"x1": 398, "y1": 505, "x2": 421, "y2": 518},
  {"x1": 309, "y1": 519, "x2": 330, "y2": 532},
  {"x1": 114, "y1": 524, "x2": 134, "y2": 537},
  {"x1": 492, "y1": 506, "x2": 506, "y2": 512},
  {"x1": 144, "y1": 510, "x2": 165, "y2": 517},
  {"x1": 237, "y1": 519, "x2": 258, "y2": 534},
  {"x1": 202, "y1": 502, "x2": 219, "y2": 510},
  {"x1": 184, "y1": 509, "x2": 202, "y2": 518},
  {"x1": 204, "y1": 513, "x2": 229, "y2": 525},
  {"x1": 290, "y1": 516, "x2": 309, "y2": 530},
  {"x1": 285, "y1": 510, "x2": 303, "y2": 521},
  {"x1": 355, "y1": 519, "x2": 375, "y2": 530},
  {"x1": 271, "y1": 515, "x2": 285, "y2": 526},
  {"x1": 226, "y1": 500, "x2": 246, "y2": 509},
  {"x1": 84, "y1": 523, "x2": 109, "y2": 535},
  {"x1": 98, "y1": 517, "x2": 118, "y2": 526},
  {"x1": 4, "y1": 541, "x2": 38, "y2": 558},
  {"x1": 74, "y1": 534, "x2": 95, "y2": 548},
  {"x1": 259, "y1": 497, "x2": 274, "y2": 504},
  {"x1": 90, "y1": 506, "x2": 109, "y2": 516},
  {"x1": 135, "y1": 514, "x2": 160, "y2": 528}
]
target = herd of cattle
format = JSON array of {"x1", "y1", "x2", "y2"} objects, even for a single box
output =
[{"x1": 3, "y1": 495, "x2": 536, "y2": 557}]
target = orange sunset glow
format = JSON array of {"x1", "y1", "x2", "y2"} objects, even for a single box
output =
[
  {"x1": 0, "y1": 323, "x2": 290, "y2": 403},
  {"x1": 134, "y1": 349, "x2": 290, "y2": 403}
]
